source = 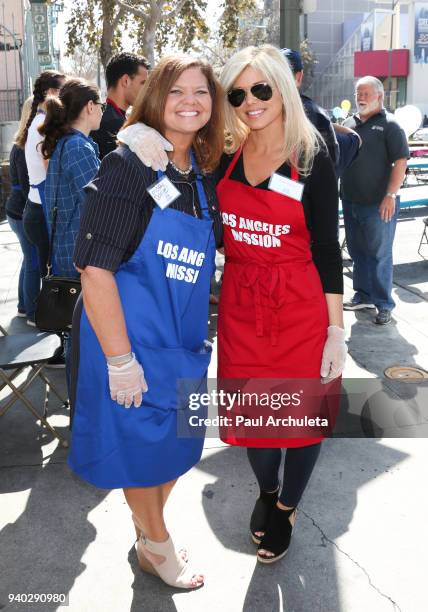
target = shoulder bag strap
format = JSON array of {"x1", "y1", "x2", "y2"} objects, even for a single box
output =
[{"x1": 46, "y1": 136, "x2": 70, "y2": 276}]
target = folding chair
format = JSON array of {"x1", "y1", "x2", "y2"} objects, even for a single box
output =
[
  {"x1": 0, "y1": 325, "x2": 69, "y2": 447},
  {"x1": 417, "y1": 217, "x2": 428, "y2": 260}
]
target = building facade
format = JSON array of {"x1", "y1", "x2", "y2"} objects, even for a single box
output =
[
  {"x1": 305, "y1": 0, "x2": 428, "y2": 116},
  {"x1": 0, "y1": 0, "x2": 62, "y2": 122},
  {"x1": 303, "y1": 0, "x2": 378, "y2": 83}
]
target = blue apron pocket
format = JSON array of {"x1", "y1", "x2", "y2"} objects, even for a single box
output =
[{"x1": 133, "y1": 341, "x2": 212, "y2": 412}]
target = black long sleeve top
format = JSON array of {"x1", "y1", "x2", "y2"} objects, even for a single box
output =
[
  {"x1": 5, "y1": 144, "x2": 30, "y2": 220},
  {"x1": 73, "y1": 145, "x2": 223, "y2": 272}
]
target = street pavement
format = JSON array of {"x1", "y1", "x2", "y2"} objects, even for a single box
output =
[{"x1": 0, "y1": 204, "x2": 427, "y2": 612}]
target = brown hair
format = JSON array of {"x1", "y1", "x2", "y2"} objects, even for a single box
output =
[
  {"x1": 38, "y1": 78, "x2": 100, "y2": 159},
  {"x1": 16, "y1": 70, "x2": 65, "y2": 148},
  {"x1": 124, "y1": 56, "x2": 224, "y2": 173}
]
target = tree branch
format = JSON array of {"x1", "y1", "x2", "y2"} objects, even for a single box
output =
[
  {"x1": 114, "y1": 0, "x2": 149, "y2": 19},
  {"x1": 114, "y1": 0, "x2": 188, "y2": 24},
  {"x1": 112, "y1": 6, "x2": 125, "y2": 29},
  {"x1": 164, "y1": 0, "x2": 187, "y2": 18}
]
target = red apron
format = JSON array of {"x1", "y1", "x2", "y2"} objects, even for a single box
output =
[{"x1": 216, "y1": 149, "x2": 331, "y2": 448}]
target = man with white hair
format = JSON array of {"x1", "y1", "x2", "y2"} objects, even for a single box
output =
[{"x1": 341, "y1": 76, "x2": 409, "y2": 325}]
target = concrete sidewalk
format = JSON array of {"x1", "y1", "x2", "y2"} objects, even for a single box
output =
[{"x1": 1, "y1": 207, "x2": 428, "y2": 612}]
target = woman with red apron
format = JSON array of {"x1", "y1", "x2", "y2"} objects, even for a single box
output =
[
  {"x1": 216, "y1": 45, "x2": 347, "y2": 564},
  {"x1": 117, "y1": 45, "x2": 347, "y2": 567}
]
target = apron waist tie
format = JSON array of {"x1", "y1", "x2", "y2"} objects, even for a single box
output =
[{"x1": 226, "y1": 257, "x2": 296, "y2": 347}]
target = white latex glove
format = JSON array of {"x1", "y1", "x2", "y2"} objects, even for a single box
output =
[
  {"x1": 107, "y1": 355, "x2": 148, "y2": 409},
  {"x1": 118, "y1": 122, "x2": 173, "y2": 171},
  {"x1": 320, "y1": 325, "x2": 347, "y2": 383}
]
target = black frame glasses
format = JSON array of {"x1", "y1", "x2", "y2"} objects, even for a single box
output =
[
  {"x1": 227, "y1": 83, "x2": 273, "y2": 108},
  {"x1": 94, "y1": 101, "x2": 107, "y2": 112}
]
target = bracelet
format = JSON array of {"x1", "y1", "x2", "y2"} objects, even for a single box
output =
[
  {"x1": 106, "y1": 352, "x2": 133, "y2": 366},
  {"x1": 386, "y1": 192, "x2": 397, "y2": 199}
]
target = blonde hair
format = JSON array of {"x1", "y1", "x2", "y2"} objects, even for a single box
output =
[
  {"x1": 14, "y1": 96, "x2": 34, "y2": 148},
  {"x1": 220, "y1": 45, "x2": 320, "y2": 176}
]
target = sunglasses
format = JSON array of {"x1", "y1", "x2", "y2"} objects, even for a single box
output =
[{"x1": 227, "y1": 83, "x2": 273, "y2": 108}]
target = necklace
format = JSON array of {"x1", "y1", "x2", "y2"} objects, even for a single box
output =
[{"x1": 170, "y1": 159, "x2": 192, "y2": 175}]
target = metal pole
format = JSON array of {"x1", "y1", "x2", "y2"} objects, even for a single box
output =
[
  {"x1": 387, "y1": 0, "x2": 398, "y2": 110},
  {"x1": 2, "y1": 4, "x2": 9, "y2": 95},
  {"x1": 12, "y1": 12, "x2": 20, "y2": 111},
  {"x1": 280, "y1": 0, "x2": 301, "y2": 50}
]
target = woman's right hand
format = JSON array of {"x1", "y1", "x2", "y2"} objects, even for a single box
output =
[
  {"x1": 118, "y1": 122, "x2": 173, "y2": 171},
  {"x1": 107, "y1": 355, "x2": 148, "y2": 409}
]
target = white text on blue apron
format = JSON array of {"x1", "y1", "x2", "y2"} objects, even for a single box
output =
[{"x1": 157, "y1": 240, "x2": 206, "y2": 284}]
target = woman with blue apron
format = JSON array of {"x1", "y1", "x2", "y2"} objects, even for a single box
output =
[{"x1": 68, "y1": 56, "x2": 224, "y2": 589}]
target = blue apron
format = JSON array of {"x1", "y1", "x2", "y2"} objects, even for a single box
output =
[{"x1": 68, "y1": 153, "x2": 216, "y2": 488}]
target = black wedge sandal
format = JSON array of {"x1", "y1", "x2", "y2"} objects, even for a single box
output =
[
  {"x1": 250, "y1": 486, "x2": 279, "y2": 544},
  {"x1": 257, "y1": 505, "x2": 297, "y2": 564}
]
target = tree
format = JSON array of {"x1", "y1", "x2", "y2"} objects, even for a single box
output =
[
  {"x1": 66, "y1": 0, "x2": 257, "y2": 74},
  {"x1": 62, "y1": 43, "x2": 99, "y2": 83}
]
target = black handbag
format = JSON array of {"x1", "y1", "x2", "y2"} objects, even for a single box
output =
[{"x1": 35, "y1": 139, "x2": 81, "y2": 333}]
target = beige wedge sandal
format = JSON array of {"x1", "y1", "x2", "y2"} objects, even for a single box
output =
[
  {"x1": 136, "y1": 533, "x2": 204, "y2": 589},
  {"x1": 132, "y1": 513, "x2": 188, "y2": 562}
]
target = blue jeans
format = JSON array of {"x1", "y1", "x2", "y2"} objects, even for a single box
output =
[
  {"x1": 342, "y1": 200, "x2": 399, "y2": 311},
  {"x1": 7, "y1": 215, "x2": 40, "y2": 318},
  {"x1": 22, "y1": 201, "x2": 50, "y2": 278}
]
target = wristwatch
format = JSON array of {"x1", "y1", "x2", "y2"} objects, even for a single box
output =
[{"x1": 386, "y1": 192, "x2": 397, "y2": 199}]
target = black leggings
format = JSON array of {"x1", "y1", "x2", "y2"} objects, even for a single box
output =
[{"x1": 247, "y1": 443, "x2": 322, "y2": 508}]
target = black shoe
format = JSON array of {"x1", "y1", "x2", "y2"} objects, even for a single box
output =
[
  {"x1": 250, "y1": 486, "x2": 279, "y2": 544},
  {"x1": 46, "y1": 346, "x2": 66, "y2": 369},
  {"x1": 257, "y1": 505, "x2": 297, "y2": 564},
  {"x1": 374, "y1": 309, "x2": 392, "y2": 325}
]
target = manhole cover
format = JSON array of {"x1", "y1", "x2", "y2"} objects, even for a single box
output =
[{"x1": 384, "y1": 366, "x2": 428, "y2": 382}]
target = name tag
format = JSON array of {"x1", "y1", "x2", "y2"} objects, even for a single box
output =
[
  {"x1": 268, "y1": 172, "x2": 304, "y2": 202},
  {"x1": 147, "y1": 176, "x2": 181, "y2": 209}
]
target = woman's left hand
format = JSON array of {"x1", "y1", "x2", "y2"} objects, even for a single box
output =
[{"x1": 320, "y1": 325, "x2": 347, "y2": 383}]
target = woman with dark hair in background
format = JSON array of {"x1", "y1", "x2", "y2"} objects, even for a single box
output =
[
  {"x1": 6, "y1": 97, "x2": 40, "y2": 326},
  {"x1": 38, "y1": 78, "x2": 102, "y2": 390},
  {"x1": 40, "y1": 78, "x2": 102, "y2": 277},
  {"x1": 19, "y1": 70, "x2": 65, "y2": 284}
]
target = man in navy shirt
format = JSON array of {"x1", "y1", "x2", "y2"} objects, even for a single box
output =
[
  {"x1": 341, "y1": 76, "x2": 409, "y2": 325},
  {"x1": 91, "y1": 52, "x2": 150, "y2": 159},
  {"x1": 281, "y1": 48, "x2": 360, "y2": 178}
]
